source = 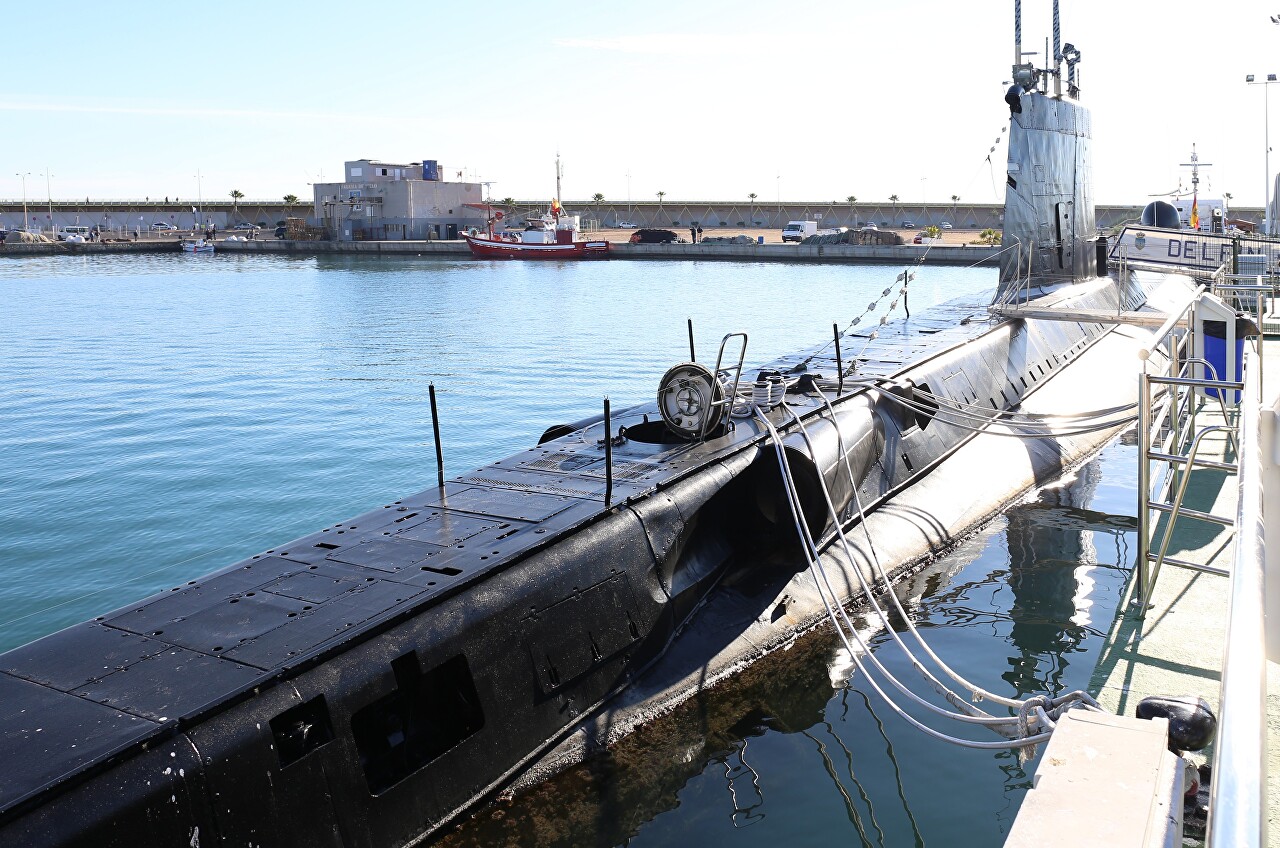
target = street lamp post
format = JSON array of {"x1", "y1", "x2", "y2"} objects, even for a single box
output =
[
  {"x1": 1246, "y1": 73, "x2": 1276, "y2": 235},
  {"x1": 15, "y1": 172, "x2": 30, "y2": 232},
  {"x1": 43, "y1": 168, "x2": 53, "y2": 235},
  {"x1": 195, "y1": 169, "x2": 204, "y2": 232}
]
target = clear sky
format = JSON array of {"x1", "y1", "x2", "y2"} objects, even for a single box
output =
[{"x1": 4, "y1": 1, "x2": 1279, "y2": 207}]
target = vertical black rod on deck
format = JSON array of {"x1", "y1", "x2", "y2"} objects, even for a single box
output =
[
  {"x1": 429, "y1": 382, "x2": 445, "y2": 488},
  {"x1": 687, "y1": 318, "x2": 696, "y2": 362},
  {"x1": 903, "y1": 284, "x2": 910, "y2": 318},
  {"x1": 833, "y1": 323, "x2": 843, "y2": 395},
  {"x1": 603, "y1": 397, "x2": 613, "y2": 506}
]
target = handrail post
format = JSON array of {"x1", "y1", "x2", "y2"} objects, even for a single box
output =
[
  {"x1": 429, "y1": 382, "x2": 445, "y2": 489},
  {"x1": 1134, "y1": 371, "x2": 1151, "y2": 613},
  {"x1": 833, "y1": 323, "x2": 844, "y2": 395},
  {"x1": 603, "y1": 397, "x2": 613, "y2": 506}
]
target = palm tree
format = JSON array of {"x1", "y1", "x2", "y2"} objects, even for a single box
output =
[
  {"x1": 592, "y1": 192, "x2": 604, "y2": 223},
  {"x1": 846, "y1": 194, "x2": 857, "y2": 227},
  {"x1": 283, "y1": 194, "x2": 299, "y2": 206},
  {"x1": 500, "y1": 197, "x2": 516, "y2": 211},
  {"x1": 656, "y1": 191, "x2": 666, "y2": 221},
  {"x1": 230, "y1": 189, "x2": 245, "y2": 223},
  {"x1": 748, "y1": 192, "x2": 758, "y2": 223}
]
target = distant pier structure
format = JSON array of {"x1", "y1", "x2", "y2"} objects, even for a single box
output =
[
  {"x1": 0, "y1": 199, "x2": 303, "y2": 234},
  {"x1": 458, "y1": 200, "x2": 1262, "y2": 233},
  {"x1": 0, "y1": 197, "x2": 1264, "y2": 237}
]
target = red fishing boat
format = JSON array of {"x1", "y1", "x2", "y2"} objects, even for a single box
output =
[
  {"x1": 463, "y1": 157, "x2": 610, "y2": 260},
  {"x1": 463, "y1": 217, "x2": 610, "y2": 260}
]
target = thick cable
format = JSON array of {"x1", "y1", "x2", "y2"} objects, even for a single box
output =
[
  {"x1": 809, "y1": 376, "x2": 1139, "y2": 438},
  {"x1": 811, "y1": 386, "x2": 1104, "y2": 716},
  {"x1": 754, "y1": 408, "x2": 1053, "y2": 747},
  {"x1": 769, "y1": 404, "x2": 1014, "y2": 724}
]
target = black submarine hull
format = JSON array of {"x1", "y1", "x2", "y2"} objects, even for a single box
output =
[
  {"x1": 1, "y1": 76, "x2": 1179, "y2": 846},
  {"x1": 0, "y1": 264, "x2": 1180, "y2": 848}
]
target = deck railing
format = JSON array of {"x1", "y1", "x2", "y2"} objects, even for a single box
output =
[{"x1": 1206, "y1": 344, "x2": 1268, "y2": 848}]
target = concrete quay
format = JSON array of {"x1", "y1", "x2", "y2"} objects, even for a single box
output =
[
  {"x1": 0, "y1": 240, "x2": 177, "y2": 256},
  {"x1": 216, "y1": 238, "x2": 1001, "y2": 265},
  {"x1": 0, "y1": 235, "x2": 1001, "y2": 266}
]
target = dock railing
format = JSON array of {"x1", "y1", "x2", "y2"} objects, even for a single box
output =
[
  {"x1": 1133, "y1": 270, "x2": 1271, "y2": 846},
  {"x1": 1206, "y1": 343, "x2": 1267, "y2": 848},
  {"x1": 1134, "y1": 274, "x2": 1241, "y2": 610}
]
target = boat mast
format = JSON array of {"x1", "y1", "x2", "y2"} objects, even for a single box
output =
[{"x1": 554, "y1": 152, "x2": 562, "y2": 221}]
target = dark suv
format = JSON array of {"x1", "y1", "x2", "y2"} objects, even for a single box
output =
[{"x1": 629, "y1": 228, "x2": 680, "y2": 244}]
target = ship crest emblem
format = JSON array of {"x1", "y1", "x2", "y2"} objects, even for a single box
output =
[{"x1": 1134, "y1": 232, "x2": 1147, "y2": 251}]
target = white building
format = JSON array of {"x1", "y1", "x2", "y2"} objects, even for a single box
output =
[{"x1": 311, "y1": 159, "x2": 487, "y2": 241}]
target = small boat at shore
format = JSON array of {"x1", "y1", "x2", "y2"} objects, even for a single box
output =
[
  {"x1": 463, "y1": 216, "x2": 609, "y2": 260},
  {"x1": 464, "y1": 157, "x2": 610, "y2": 260},
  {"x1": 180, "y1": 238, "x2": 215, "y2": 254}
]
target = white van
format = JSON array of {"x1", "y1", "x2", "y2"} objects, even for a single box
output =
[
  {"x1": 57, "y1": 226, "x2": 91, "y2": 241},
  {"x1": 781, "y1": 220, "x2": 818, "y2": 242}
]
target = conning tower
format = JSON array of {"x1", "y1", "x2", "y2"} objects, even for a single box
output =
[{"x1": 998, "y1": 0, "x2": 1095, "y2": 295}]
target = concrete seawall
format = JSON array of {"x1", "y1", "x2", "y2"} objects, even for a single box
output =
[
  {"x1": 217, "y1": 239, "x2": 1001, "y2": 266},
  {"x1": 1, "y1": 237, "x2": 1002, "y2": 266},
  {"x1": 0, "y1": 240, "x2": 178, "y2": 256}
]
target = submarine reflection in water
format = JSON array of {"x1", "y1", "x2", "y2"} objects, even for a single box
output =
[
  {"x1": 435, "y1": 454, "x2": 1140, "y2": 848},
  {"x1": 1001, "y1": 461, "x2": 1136, "y2": 698}
]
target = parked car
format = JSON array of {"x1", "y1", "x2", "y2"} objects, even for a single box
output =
[
  {"x1": 901, "y1": 221, "x2": 915, "y2": 229},
  {"x1": 940, "y1": 222, "x2": 954, "y2": 229},
  {"x1": 232, "y1": 222, "x2": 255, "y2": 231},
  {"x1": 629, "y1": 228, "x2": 679, "y2": 244},
  {"x1": 859, "y1": 223, "x2": 879, "y2": 232},
  {"x1": 913, "y1": 234, "x2": 924, "y2": 244},
  {"x1": 151, "y1": 222, "x2": 177, "y2": 231},
  {"x1": 616, "y1": 220, "x2": 638, "y2": 228}
]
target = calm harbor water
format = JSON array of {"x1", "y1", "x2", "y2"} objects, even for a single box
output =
[{"x1": 0, "y1": 253, "x2": 1139, "y2": 846}]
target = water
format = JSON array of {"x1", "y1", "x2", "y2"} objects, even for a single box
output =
[{"x1": 0, "y1": 253, "x2": 1139, "y2": 846}]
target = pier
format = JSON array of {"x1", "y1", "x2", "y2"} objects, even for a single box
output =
[{"x1": 0, "y1": 236, "x2": 1001, "y2": 266}]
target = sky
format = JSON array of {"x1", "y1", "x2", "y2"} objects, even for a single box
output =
[{"x1": 4, "y1": 1, "x2": 1280, "y2": 208}]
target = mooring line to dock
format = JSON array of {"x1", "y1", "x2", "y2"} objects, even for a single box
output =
[
  {"x1": 754, "y1": 407, "x2": 1054, "y2": 747},
  {"x1": 750, "y1": 388, "x2": 1110, "y2": 749}
]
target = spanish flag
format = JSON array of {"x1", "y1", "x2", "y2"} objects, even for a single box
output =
[
  {"x1": 550, "y1": 198, "x2": 563, "y2": 216},
  {"x1": 1190, "y1": 195, "x2": 1199, "y2": 230}
]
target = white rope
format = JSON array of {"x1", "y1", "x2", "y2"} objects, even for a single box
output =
[
  {"x1": 753, "y1": 408, "x2": 1055, "y2": 748},
  {"x1": 804, "y1": 386, "x2": 1104, "y2": 717}
]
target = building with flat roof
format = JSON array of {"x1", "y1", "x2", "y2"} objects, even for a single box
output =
[{"x1": 312, "y1": 159, "x2": 487, "y2": 241}]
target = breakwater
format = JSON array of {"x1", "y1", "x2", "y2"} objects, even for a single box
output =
[
  {"x1": 0, "y1": 237, "x2": 1002, "y2": 266},
  {"x1": 0, "y1": 240, "x2": 177, "y2": 256},
  {"x1": 217, "y1": 239, "x2": 1001, "y2": 265}
]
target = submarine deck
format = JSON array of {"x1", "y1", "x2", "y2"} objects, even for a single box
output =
[{"x1": 0, "y1": 290, "x2": 1005, "y2": 819}]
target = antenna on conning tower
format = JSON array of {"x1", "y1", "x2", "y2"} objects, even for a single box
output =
[{"x1": 1007, "y1": 0, "x2": 1082, "y2": 109}]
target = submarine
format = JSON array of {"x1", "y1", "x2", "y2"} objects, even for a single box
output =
[{"x1": 0, "y1": 11, "x2": 1199, "y2": 848}]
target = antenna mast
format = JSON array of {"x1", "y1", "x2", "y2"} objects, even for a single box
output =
[
  {"x1": 1179, "y1": 144, "x2": 1214, "y2": 197},
  {"x1": 555, "y1": 153, "x2": 562, "y2": 206}
]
